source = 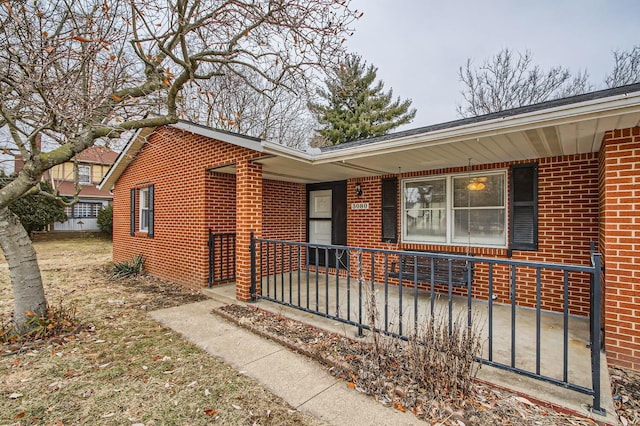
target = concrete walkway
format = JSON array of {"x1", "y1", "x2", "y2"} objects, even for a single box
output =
[
  {"x1": 150, "y1": 286, "x2": 617, "y2": 425},
  {"x1": 149, "y1": 297, "x2": 422, "y2": 425}
]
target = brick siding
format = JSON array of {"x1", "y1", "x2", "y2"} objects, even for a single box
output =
[
  {"x1": 346, "y1": 154, "x2": 598, "y2": 316},
  {"x1": 112, "y1": 124, "x2": 640, "y2": 371},
  {"x1": 600, "y1": 126, "x2": 640, "y2": 371}
]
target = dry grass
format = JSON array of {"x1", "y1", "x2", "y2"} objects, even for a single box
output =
[{"x1": 0, "y1": 238, "x2": 325, "y2": 426}]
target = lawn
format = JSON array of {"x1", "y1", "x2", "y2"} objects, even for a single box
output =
[{"x1": 0, "y1": 238, "x2": 325, "y2": 425}]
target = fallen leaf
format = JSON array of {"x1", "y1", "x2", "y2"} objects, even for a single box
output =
[
  {"x1": 72, "y1": 35, "x2": 92, "y2": 43},
  {"x1": 515, "y1": 396, "x2": 534, "y2": 406},
  {"x1": 232, "y1": 404, "x2": 242, "y2": 410},
  {"x1": 346, "y1": 382, "x2": 355, "y2": 389},
  {"x1": 15, "y1": 412, "x2": 26, "y2": 419},
  {"x1": 393, "y1": 402, "x2": 406, "y2": 412},
  {"x1": 203, "y1": 409, "x2": 217, "y2": 416}
]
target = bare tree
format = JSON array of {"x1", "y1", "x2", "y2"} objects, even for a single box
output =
[
  {"x1": 605, "y1": 45, "x2": 640, "y2": 88},
  {"x1": 456, "y1": 48, "x2": 592, "y2": 117},
  {"x1": 179, "y1": 71, "x2": 317, "y2": 149},
  {"x1": 0, "y1": 0, "x2": 358, "y2": 332}
]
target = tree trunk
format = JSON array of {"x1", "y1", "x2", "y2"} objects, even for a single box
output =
[{"x1": 0, "y1": 207, "x2": 47, "y2": 333}]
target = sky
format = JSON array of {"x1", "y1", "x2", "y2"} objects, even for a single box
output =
[{"x1": 345, "y1": 0, "x2": 640, "y2": 128}]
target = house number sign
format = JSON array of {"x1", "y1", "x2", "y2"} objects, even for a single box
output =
[{"x1": 351, "y1": 202, "x2": 369, "y2": 210}]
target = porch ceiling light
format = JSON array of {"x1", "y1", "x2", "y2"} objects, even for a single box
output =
[
  {"x1": 467, "y1": 177, "x2": 487, "y2": 191},
  {"x1": 355, "y1": 182, "x2": 363, "y2": 197}
]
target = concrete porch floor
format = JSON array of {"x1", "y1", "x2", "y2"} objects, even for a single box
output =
[{"x1": 203, "y1": 279, "x2": 616, "y2": 423}]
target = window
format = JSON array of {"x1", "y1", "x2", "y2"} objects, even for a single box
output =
[
  {"x1": 75, "y1": 203, "x2": 100, "y2": 218},
  {"x1": 402, "y1": 171, "x2": 506, "y2": 247},
  {"x1": 131, "y1": 185, "x2": 154, "y2": 237},
  {"x1": 78, "y1": 165, "x2": 91, "y2": 184},
  {"x1": 65, "y1": 202, "x2": 101, "y2": 218},
  {"x1": 139, "y1": 187, "x2": 150, "y2": 232},
  {"x1": 404, "y1": 178, "x2": 447, "y2": 243}
]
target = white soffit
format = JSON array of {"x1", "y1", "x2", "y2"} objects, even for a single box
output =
[{"x1": 259, "y1": 93, "x2": 640, "y2": 178}]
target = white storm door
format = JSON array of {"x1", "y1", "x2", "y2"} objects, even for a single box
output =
[{"x1": 309, "y1": 189, "x2": 332, "y2": 245}]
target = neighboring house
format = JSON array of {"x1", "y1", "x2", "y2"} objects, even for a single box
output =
[
  {"x1": 49, "y1": 146, "x2": 118, "y2": 232},
  {"x1": 14, "y1": 146, "x2": 117, "y2": 232},
  {"x1": 100, "y1": 83, "x2": 640, "y2": 379}
]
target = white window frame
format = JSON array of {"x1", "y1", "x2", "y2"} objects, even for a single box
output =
[
  {"x1": 78, "y1": 165, "x2": 91, "y2": 184},
  {"x1": 401, "y1": 170, "x2": 507, "y2": 248},
  {"x1": 73, "y1": 202, "x2": 101, "y2": 218},
  {"x1": 139, "y1": 187, "x2": 149, "y2": 232}
]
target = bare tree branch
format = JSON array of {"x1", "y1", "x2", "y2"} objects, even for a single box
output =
[
  {"x1": 605, "y1": 45, "x2": 640, "y2": 88},
  {"x1": 456, "y1": 48, "x2": 592, "y2": 118},
  {"x1": 0, "y1": 0, "x2": 358, "y2": 332}
]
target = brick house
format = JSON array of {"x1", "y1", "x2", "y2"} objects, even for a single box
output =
[{"x1": 100, "y1": 83, "x2": 640, "y2": 375}]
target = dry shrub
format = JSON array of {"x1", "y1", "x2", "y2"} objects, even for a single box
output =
[
  {"x1": 0, "y1": 302, "x2": 78, "y2": 345},
  {"x1": 355, "y1": 283, "x2": 482, "y2": 416},
  {"x1": 406, "y1": 310, "x2": 482, "y2": 400}
]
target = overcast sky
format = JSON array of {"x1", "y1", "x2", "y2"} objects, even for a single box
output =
[{"x1": 346, "y1": 0, "x2": 640, "y2": 128}]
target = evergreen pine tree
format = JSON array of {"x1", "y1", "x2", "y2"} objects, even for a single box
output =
[{"x1": 310, "y1": 54, "x2": 416, "y2": 145}]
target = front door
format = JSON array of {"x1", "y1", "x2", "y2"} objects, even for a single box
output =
[{"x1": 307, "y1": 181, "x2": 347, "y2": 268}]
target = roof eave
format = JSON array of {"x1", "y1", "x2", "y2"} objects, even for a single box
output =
[
  {"x1": 98, "y1": 127, "x2": 152, "y2": 190},
  {"x1": 309, "y1": 91, "x2": 640, "y2": 164},
  {"x1": 98, "y1": 120, "x2": 265, "y2": 190}
]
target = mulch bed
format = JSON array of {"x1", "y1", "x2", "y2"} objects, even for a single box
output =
[
  {"x1": 213, "y1": 304, "x2": 628, "y2": 425},
  {"x1": 609, "y1": 367, "x2": 640, "y2": 426}
]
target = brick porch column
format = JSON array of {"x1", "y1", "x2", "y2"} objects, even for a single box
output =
[
  {"x1": 235, "y1": 159, "x2": 262, "y2": 302},
  {"x1": 599, "y1": 126, "x2": 640, "y2": 372}
]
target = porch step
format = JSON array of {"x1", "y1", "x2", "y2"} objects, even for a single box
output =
[{"x1": 202, "y1": 284, "x2": 240, "y2": 306}]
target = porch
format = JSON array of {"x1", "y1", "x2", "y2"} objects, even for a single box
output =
[{"x1": 208, "y1": 233, "x2": 609, "y2": 415}]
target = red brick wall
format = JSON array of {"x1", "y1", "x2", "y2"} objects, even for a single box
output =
[
  {"x1": 600, "y1": 126, "x2": 640, "y2": 371},
  {"x1": 235, "y1": 160, "x2": 263, "y2": 301},
  {"x1": 113, "y1": 126, "x2": 263, "y2": 289},
  {"x1": 346, "y1": 154, "x2": 599, "y2": 316},
  {"x1": 263, "y1": 180, "x2": 306, "y2": 241}
]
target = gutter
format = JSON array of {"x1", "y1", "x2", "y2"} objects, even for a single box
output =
[{"x1": 267, "y1": 92, "x2": 640, "y2": 165}]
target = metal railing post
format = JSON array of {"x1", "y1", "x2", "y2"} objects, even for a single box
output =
[
  {"x1": 250, "y1": 232, "x2": 256, "y2": 302},
  {"x1": 207, "y1": 229, "x2": 213, "y2": 288},
  {"x1": 590, "y1": 253, "x2": 605, "y2": 415}
]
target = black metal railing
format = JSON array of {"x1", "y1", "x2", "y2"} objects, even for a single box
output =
[
  {"x1": 249, "y1": 235, "x2": 605, "y2": 414},
  {"x1": 208, "y1": 231, "x2": 236, "y2": 287}
]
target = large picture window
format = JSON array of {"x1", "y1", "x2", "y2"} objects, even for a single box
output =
[
  {"x1": 402, "y1": 171, "x2": 506, "y2": 247},
  {"x1": 64, "y1": 202, "x2": 102, "y2": 218}
]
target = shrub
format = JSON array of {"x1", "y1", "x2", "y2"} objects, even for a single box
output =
[
  {"x1": 111, "y1": 254, "x2": 145, "y2": 279},
  {"x1": 361, "y1": 283, "x2": 482, "y2": 413},
  {"x1": 0, "y1": 172, "x2": 67, "y2": 235},
  {"x1": 97, "y1": 204, "x2": 113, "y2": 235}
]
